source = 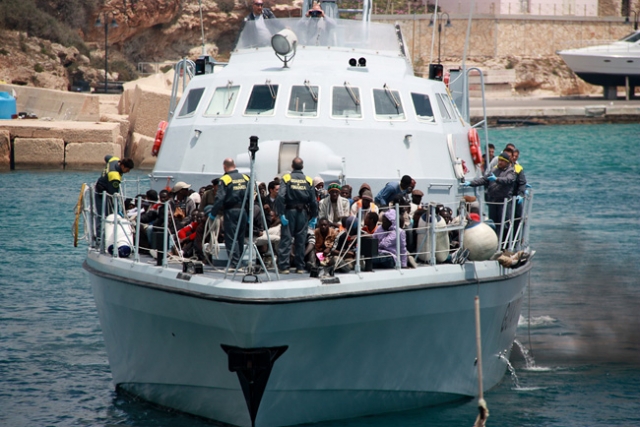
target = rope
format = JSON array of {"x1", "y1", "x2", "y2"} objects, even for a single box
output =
[
  {"x1": 202, "y1": 216, "x2": 221, "y2": 266},
  {"x1": 72, "y1": 184, "x2": 86, "y2": 247}
]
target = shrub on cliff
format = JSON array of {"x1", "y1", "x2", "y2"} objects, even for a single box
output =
[{"x1": 0, "y1": 0, "x2": 93, "y2": 54}]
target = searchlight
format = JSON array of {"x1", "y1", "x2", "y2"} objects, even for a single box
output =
[{"x1": 271, "y1": 29, "x2": 298, "y2": 68}]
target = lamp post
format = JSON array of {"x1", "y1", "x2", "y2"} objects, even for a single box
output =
[
  {"x1": 428, "y1": 11, "x2": 452, "y2": 64},
  {"x1": 624, "y1": 10, "x2": 639, "y2": 30},
  {"x1": 95, "y1": 12, "x2": 118, "y2": 93}
]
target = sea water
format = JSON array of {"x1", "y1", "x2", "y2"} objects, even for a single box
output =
[{"x1": 1, "y1": 123, "x2": 639, "y2": 426}]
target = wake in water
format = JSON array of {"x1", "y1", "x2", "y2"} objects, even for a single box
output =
[{"x1": 517, "y1": 314, "x2": 559, "y2": 329}]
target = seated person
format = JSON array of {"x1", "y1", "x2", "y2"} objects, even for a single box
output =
[
  {"x1": 314, "y1": 217, "x2": 338, "y2": 263},
  {"x1": 351, "y1": 189, "x2": 378, "y2": 217},
  {"x1": 362, "y1": 211, "x2": 379, "y2": 234},
  {"x1": 327, "y1": 216, "x2": 359, "y2": 272},
  {"x1": 318, "y1": 183, "x2": 351, "y2": 229},
  {"x1": 372, "y1": 209, "x2": 407, "y2": 268}
]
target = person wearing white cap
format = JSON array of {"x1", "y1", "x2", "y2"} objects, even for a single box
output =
[{"x1": 171, "y1": 181, "x2": 196, "y2": 228}]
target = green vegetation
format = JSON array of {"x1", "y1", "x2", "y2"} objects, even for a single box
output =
[
  {"x1": 0, "y1": 0, "x2": 94, "y2": 53},
  {"x1": 34, "y1": 63, "x2": 44, "y2": 73}
]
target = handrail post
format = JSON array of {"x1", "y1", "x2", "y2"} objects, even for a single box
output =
[
  {"x1": 100, "y1": 192, "x2": 107, "y2": 254},
  {"x1": 162, "y1": 200, "x2": 169, "y2": 267},
  {"x1": 395, "y1": 204, "x2": 401, "y2": 270},
  {"x1": 355, "y1": 207, "x2": 362, "y2": 273},
  {"x1": 498, "y1": 198, "x2": 507, "y2": 250},
  {"x1": 89, "y1": 185, "x2": 96, "y2": 247},
  {"x1": 134, "y1": 196, "x2": 141, "y2": 262},
  {"x1": 113, "y1": 196, "x2": 119, "y2": 258},
  {"x1": 429, "y1": 203, "x2": 437, "y2": 266}
]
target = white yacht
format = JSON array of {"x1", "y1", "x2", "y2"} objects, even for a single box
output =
[
  {"x1": 80, "y1": 2, "x2": 534, "y2": 426},
  {"x1": 558, "y1": 30, "x2": 640, "y2": 90}
]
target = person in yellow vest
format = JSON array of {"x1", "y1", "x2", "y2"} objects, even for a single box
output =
[
  {"x1": 204, "y1": 158, "x2": 250, "y2": 270},
  {"x1": 275, "y1": 157, "x2": 318, "y2": 274},
  {"x1": 94, "y1": 155, "x2": 134, "y2": 236}
]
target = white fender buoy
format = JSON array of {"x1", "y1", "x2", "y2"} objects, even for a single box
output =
[
  {"x1": 463, "y1": 222, "x2": 498, "y2": 261},
  {"x1": 104, "y1": 214, "x2": 134, "y2": 258},
  {"x1": 416, "y1": 215, "x2": 450, "y2": 264}
]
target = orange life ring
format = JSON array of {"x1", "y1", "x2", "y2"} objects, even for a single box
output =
[
  {"x1": 151, "y1": 120, "x2": 168, "y2": 157},
  {"x1": 444, "y1": 72, "x2": 450, "y2": 88},
  {"x1": 468, "y1": 128, "x2": 483, "y2": 165}
]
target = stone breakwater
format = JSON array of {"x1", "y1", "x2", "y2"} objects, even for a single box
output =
[{"x1": 0, "y1": 72, "x2": 176, "y2": 171}]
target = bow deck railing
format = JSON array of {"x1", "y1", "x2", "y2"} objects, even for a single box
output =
[{"x1": 78, "y1": 181, "x2": 533, "y2": 277}]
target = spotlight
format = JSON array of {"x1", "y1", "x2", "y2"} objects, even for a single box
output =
[
  {"x1": 358, "y1": 57, "x2": 366, "y2": 66},
  {"x1": 349, "y1": 58, "x2": 357, "y2": 67}
]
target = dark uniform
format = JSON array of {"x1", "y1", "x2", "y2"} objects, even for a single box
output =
[
  {"x1": 276, "y1": 169, "x2": 318, "y2": 271},
  {"x1": 207, "y1": 169, "x2": 250, "y2": 268},
  {"x1": 94, "y1": 156, "x2": 125, "y2": 235},
  {"x1": 470, "y1": 164, "x2": 515, "y2": 229},
  {"x1": 513, "y1": 162, "x2": 527, "y2": 233}
]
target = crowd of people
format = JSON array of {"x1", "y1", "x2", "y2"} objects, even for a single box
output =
[{"x1": 95, "y1": 142, "x2": 528, "y2": 274}]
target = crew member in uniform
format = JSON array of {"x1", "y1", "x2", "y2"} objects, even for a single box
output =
[
  {"x1": 205, "y1": 158, "x2": 249, "y2": 270},
  {"x1": 95, "y1": 155, "x2": 134, "y2": 234},
  {"x1": 276, "y1": 157, "x2": 318, "y2": 274}
]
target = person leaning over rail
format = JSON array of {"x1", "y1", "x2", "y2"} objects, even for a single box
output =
[
  {"x1": 275, "y1": 157, "x2": 318, "y2": 274},
  {"x1": 204, "y1": 158, "x2": 250, "y2": 271},
  {"x1": 464, "y1": 151, "x2": 516, "y2": 232}
]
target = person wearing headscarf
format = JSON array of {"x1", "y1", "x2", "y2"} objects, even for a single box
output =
[{"x1": 372, "y1": 209, "x2": 407, "y2": 268}]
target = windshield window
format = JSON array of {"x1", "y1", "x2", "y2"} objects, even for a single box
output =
[
  {"x1": 331, "y1": 85, "x2": 362, "y2": 119},
  {"x1": 287, "y1": 85, "x2": 319, "y2": 117},
  {"x1": 620, "y1": 32, "x2": 640, "y2": 42},
  {"x1": 245, "y1": 83, "x2": 279, "y2": 116},
  {"x1": 178, "y1": 87, "x2": 205, "y2": 117},
  {"x1": 373, "y1": 87, "x2": 405, "y2": 121},
  {"x1": 235, "y1": 18, "x2": 401, "y2": 52},
  {"x1": 204, "y1": 85, "x2": 239, "y2": 117},
  {"x1": 435, "y1": 93, "x2": 457, "y2": 122},
  {"x1": 411, "y1": 92, "x2": 435, "y2": 123}
]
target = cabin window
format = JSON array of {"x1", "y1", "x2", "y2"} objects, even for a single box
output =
[
  {"x1": 331, "y1": 85, "x2": 362, "y2": 119},
  {"x1": 244, "y1": 83, "x2": 279, "y2": 116},
  {"x1": 621, "y1": 32, "x2": 640, "y2": 42},
  {"x1": 287, "y1": 85, "x2": 319, "y2": 117},
  {"x1": 177, "y1": 87, "x2": 205, "y2": 117},
  {"x1": 435, "y1": 93, "x2": 455, "y2": 122},
  {"x1": 204, "y1": 85, "x2": 240, "y2": 117},
  {"x1": 372, "y1": 87, "x2": 405, "y2": 121},
  {"x1": 411, "y1": 92, "x2": 436, "y2": 123}
]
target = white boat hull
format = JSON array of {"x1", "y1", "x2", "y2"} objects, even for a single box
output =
[
  {"x1": 86, "y1": 252, "x2": 529, "y2": 427},
  {"x1": 558, "y1": 35, "x2": 640, "y2": 87}
]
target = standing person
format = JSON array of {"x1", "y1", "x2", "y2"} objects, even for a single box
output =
[
  {"x1": 374, "y1": 175, "x2": 413, "y2": 207},
  {"x1": 205, "y1": 158, "x2": 249, "y2": 271},
  {"x1": 276, "y1": 157, "x2": 318, "y2": 274},
  {"x1": 464, "y1": 151, "x2": 516, "y2": 231},
  {"x1": 245, "y1": 0, "x2": 276, "y2": 20},
  {"x1": 94, "y1": 155, "x2": 134, "y2": 235}
]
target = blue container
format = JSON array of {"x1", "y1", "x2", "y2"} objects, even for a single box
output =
[{"x1": 0, "y1": 91, "x2": 17, "y2": 119}]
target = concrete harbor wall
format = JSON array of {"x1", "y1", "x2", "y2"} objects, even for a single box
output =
[{"x1": 0, "y1": 77, "x2": 176, "y2": 170}]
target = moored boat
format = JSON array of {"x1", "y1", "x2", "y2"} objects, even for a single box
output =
[
  {"x1": 80, "y1": 3, "x2": 534, "y2": 426},
  {"x1": 558, "y1": 30, "x2": 640, "y2": 97}
]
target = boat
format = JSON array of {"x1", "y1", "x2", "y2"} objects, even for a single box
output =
[
  {"x1": 558, "y1": 30, "x2": 640, "y2": 94},
  {"x1": 80, "y1": 2, "x2": 534, "y2": 426}
]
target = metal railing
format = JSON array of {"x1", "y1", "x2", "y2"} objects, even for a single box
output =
[{"x1": 80, "y1": 182, "x2": 533, "y2": 275}]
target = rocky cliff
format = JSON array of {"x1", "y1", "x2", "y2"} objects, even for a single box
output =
[{"x1": 0, "y1": 0, "x2": 617, "y2": 96}]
